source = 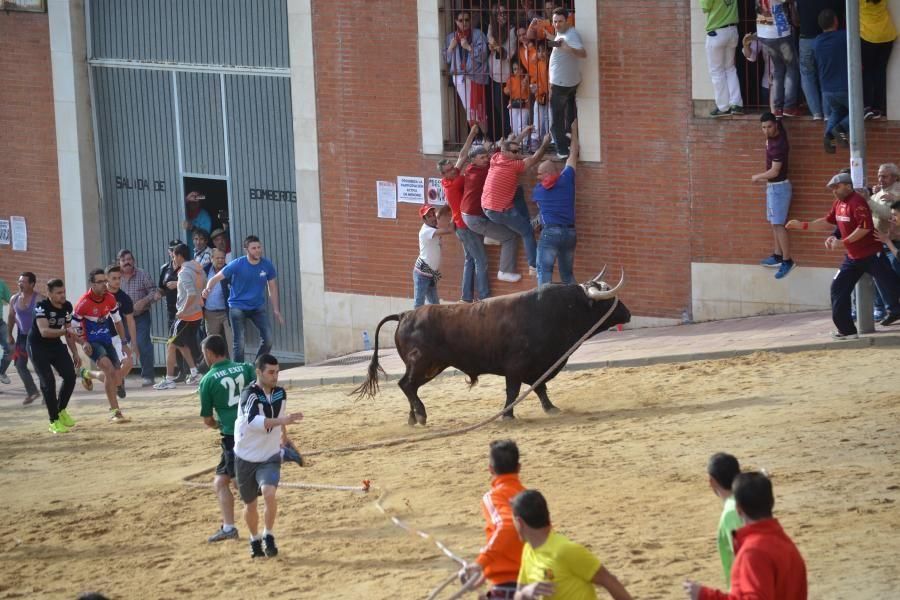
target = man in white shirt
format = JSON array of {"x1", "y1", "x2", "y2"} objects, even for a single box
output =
[
  {"x1": 548, "y1": 7, "x2": 585, "y2": 160},
  {"x1": 413, "y1": 204, "x2": 454, "y2": 308},
  {"x1": 234, "y1": 354, "x2": 303, "y2": 558}
]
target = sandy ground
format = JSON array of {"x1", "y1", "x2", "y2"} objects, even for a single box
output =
[{"x1": 0, "y1": 348, "x2": 898, "y2": 599}]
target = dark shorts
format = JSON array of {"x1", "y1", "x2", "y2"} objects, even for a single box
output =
[
  {"x1": 235, "y1": 454, "x2": 281, "y2": 504},
  {"x1": 215, "y1": 435, "x2": 236, "y2": 478},
  {"x1": 89, "y1": 340, "x2": 121, "y2": 368},
  {"x1": 170, "y1": 319, "x2": 201, "y2": 348}
]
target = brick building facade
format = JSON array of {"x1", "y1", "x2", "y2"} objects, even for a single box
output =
[{"x1": 2, "y1": 1, "x2": 899, "y2": 361}]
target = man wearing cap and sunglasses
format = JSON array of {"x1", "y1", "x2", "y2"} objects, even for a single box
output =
[{"x1": 786, "y1": 172, "x2": 900, "y2": 339}]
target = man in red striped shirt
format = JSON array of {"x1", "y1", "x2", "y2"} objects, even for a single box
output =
[{"x1": 482, "y1": 126, "x2": 551, "y2": 279}]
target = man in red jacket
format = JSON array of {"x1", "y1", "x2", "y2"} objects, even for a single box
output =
[
  {"x1": 683, "y1": 472, "x2": 807, "y2": 600},
  {"x1": 460, "y1": 439, "x2": 526, "y2": 598}
]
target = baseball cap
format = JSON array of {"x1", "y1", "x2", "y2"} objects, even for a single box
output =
[
  {"x1": 827, "y1": 172, "x2": 853, "y2": 188},
  {"x1": 419, "y1": 204, "x2": 436, "y2": 218},
  {"x1": 168, "y1": 239, "x2": 184, "y2": 249}
]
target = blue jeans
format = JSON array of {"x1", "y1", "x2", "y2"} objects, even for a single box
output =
[
  {"x1": 484, "y1": 206, "x2": 537, "y2": 269},
  {"x1": 13, "y1": 333, "x2": 38, "y2": 395},
  {"x1": 230, "y1": 306, "x2": 273, "y2": 363},
  {"x1": 823, "y1": 91, "x2": 849, "y2": 138},
  {"x1": 134, "y1": 312, "x2": 154, "y2": 379},
  {"x1": 455, "y1": 228, "x2": 490, "y2": 301},
  {"x1": 798, "y1": 37, "x2": 823, "y2": 117},
  {"x1": 759, "y1": 36, "x2": 799, "y2": 111},
  {"x1": 874, "y1": 246, "x2": 900, "y2": 312},
  {"x1": 537, "y1": 226, "x2": 577, "y2": 286},
  {"x1": 413, "y1": 270, "x2": 439, "y2": 308}
]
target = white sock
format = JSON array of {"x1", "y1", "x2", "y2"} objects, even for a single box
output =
[
  {"x1": 263, "y1": 528, "x2": 273, "y2": 538},
  {"x1": 190, "y1": 367, "x2": 198, "y2": 376},
  {"x1": 165, "y1": 375, "x2": 175, "y2": 382},
  {"x1": 250, "y1": 533, "x2": 261, "y2": 541},
  {"x1": 222, "y1": 523, "x2": 235, "y2": 532}
]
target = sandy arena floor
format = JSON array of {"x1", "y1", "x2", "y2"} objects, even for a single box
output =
[{"x1": 0, "y1": 348, "x2": 898, "y2": 599}]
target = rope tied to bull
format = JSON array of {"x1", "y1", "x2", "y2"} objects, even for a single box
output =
[{"x1": 180, "y1": 286, "x2": 622, "y2": 599}]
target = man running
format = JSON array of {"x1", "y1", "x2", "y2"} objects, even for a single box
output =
[
  {"x1": 198, "y1": 334, "x2": 256, "y2": 543},
  {"x1": 6, "y1": 272, "x2": 42, "y2": 403},
  {"x1": 29, "y1": 279, "x2": 81, "y2": 434},
  {"x1": 73, "y1": 268, "x2": 131, "y2": 423},
  {"x1": 234, "y1": 354, "x2": 303, "y2": 558},
  {"x1": 154, "y1": 244, "x2": 206, "y2": 389},
  {"x1": 203, "y1": 235, "x2": 284, "y2": 362},
  {"x1": 81, "y1": 265, "x2": 138, "y2": 398}
]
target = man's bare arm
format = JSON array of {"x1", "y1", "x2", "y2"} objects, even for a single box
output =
[{"x1": 455, "y1": 125, "x2": 480, "y2": 170}]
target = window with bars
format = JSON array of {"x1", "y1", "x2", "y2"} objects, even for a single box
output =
[{"x1": 439, "y1": 0, "x2": 575, "y2": 151}]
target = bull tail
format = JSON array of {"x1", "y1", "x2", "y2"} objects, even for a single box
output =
[{"x1": 351, "y1": 314, "x2": 400, "y2": 400}]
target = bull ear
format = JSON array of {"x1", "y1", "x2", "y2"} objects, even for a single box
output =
[{"x1": 590, "y1": 264, "x2": 608, "y2": 283}]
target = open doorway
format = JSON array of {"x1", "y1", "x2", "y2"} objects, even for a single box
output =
[{"x1": 183, "y1": 176, "x2": 230, "y2": 255}]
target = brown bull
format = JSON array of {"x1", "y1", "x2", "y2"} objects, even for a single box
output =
[{"x1": 353, "y1": 270, "x2": 630, "y2": 425}]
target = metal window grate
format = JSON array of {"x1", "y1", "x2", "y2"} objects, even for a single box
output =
[{"x1": 439, "y1": 0, "x2": 575, "y2": 152}]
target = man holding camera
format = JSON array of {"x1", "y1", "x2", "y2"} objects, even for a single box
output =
[{"x1": 547, "y1": 7, "x2": 585, "y2": 160}]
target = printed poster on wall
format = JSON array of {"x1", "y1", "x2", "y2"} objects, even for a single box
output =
[
  {"x1": 397, "y1": 176, "x2": 424, "y2": 204},
  {"x1": 426, "y1": 178, "x2": 446, "y2": 205},
  {"x1": 10, "y1": 216, "x2": 26, "y2": 252},
  {"x1": 376, "y1": 180, "x2": 397, "y2": 219},
  {"x1": 0, "y1": 220, "x2": 9, "y2": 245}
]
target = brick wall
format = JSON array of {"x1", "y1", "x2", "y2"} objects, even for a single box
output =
[
  {"x1": 314, "y1": 0, "x2": 899, "y2": 320},
  {"x1": 0, "y1": 10, "x2": 61, "y2": 297}
]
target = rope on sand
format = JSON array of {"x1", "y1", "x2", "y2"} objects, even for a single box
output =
[{"x1": 179, "y1": 298, "x2": 621, "y2": 598}]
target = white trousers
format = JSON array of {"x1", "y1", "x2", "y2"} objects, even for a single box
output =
[
  {"x1": 705, "y1": 25, "x2": 743, "y2": 111},
  {"x1": 509, "y1": 107, "x2": 530, "y2": 136}
]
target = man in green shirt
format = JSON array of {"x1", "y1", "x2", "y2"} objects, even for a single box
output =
[
  {"x1": 199, "y1": 334, "x2": 255, "y2": 543},
  {"x1": 701, "y1": 0, "x2": 743, "y2": 117},
  {"x1": 0, "y1": 278, "x2": 12, "y2": 385},
  {"x1": 707, "y1": 452, "x2": 744, "y2": 589}
]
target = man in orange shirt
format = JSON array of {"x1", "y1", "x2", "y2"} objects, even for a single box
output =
[{"x1": 461, "y1": 439, "x2": 527, "y2": 598}]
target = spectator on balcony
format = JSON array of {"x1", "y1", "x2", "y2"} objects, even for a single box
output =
[
  {"x1": 702, "y1": 0, "x2": 744, "y2": 117},
  {"x1": 446, "y1": 11, "x2": 490, "y2": 132},
  {"x1": 505, "y1": 60, "x2": 531, "y2": 137},
  {"x1": 482, "y1": 126, "x2": 552, "y2": 279},
  {"x1": 860, "y1": 0, "x2": 897, "y2": 120},
  {"x1": 529, "y1": 42, "x2": 551, "y2": 151},
  {"x1": 517, "y1": 26, "x2": 535, "y2": 76},
  {"x1": 796, "y1": 0, "x2": 844, "y2": 121},
  {"x1": 487, "y1": 4, "x2": 517, "y2": 140},
  {"x1": 183, "y1": 191, "x2": 213, "y2": 253},
  {"x1": 815, "y1": 9, "x2": 849, "y2": 154},
  {"x1": 526, "y1": 2, "x2": 573, "y2": 42},
  {"x1": 548, "y1": 7, "x2": 585, "y2": 160},
  {"x1": 755, "y1": 0, "x2": 801, "y2": 118},
  {"x1": 742, "y1": 32, "x2": 774, "y2": 111}
]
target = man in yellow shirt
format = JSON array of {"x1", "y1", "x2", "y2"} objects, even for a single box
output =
[{"x1": 511, "y1": 490, "x2": 633, "y2": 600}]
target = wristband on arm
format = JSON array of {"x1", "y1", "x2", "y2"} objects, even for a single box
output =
[{"x1": 802, "y1": 222, "x2": 809, "y2": 230}]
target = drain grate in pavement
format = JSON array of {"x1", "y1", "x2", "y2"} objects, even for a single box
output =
[{"x1": 315, "y1": 352, "x2": 383, "y2": 367}]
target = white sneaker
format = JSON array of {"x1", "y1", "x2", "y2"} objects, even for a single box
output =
[
  {"x1": 185, "y1": 373, "x2": 202, "y2": 385},
  {"x1": 498, "y1": 271, "x2": 522, "y2": 283},
  {"x1": 153, "y1": 379, "x2": 177, "y2": 390},
  {"x1": 0, "y1": 373, "x2": 10, "y2": 384},
  {"x1": 484, "y1": 237, "x2": 501, "y2": 246}
]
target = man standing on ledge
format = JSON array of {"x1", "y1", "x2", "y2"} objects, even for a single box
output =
[
  {"x1": 752, "y1": 112, "x2": 795, "y2": 280},
  {"x1": 702, "y1": 0, "x2": 743, "y2": 117},
  {"x1": 786, "y1": 172, "x2": 900, "y2": 339},
  {"x1": 548, "y1": 7, "x2": 585, "y2": 160}
]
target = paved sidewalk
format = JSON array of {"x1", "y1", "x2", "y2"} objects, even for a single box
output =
[{"x1": 279, "y1": 310, "x2": 900, "y2": 387}]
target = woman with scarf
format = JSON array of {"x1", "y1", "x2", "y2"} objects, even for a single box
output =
[
  {"x1": 531, "y1": 119, "x2": 579, "y2": 287},
  {"x1": 445, "y1": 11, "x2": 489, "y2": 132}
]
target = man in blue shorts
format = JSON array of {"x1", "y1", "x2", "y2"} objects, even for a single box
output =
[{"x1": 752, "y1": 112, "x2": 795, "y2": 279}]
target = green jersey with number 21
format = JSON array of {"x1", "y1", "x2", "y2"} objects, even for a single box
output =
[{"x1": 199, "y1": 359, "x2": 256, "y2": 435}]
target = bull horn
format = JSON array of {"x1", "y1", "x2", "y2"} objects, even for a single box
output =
[
  {"x1": 591, "y1": 265, "x2": 608, "y2": 283},
  {"x1": 586, "y1": 269, "x2": 625, "y2": 300}
]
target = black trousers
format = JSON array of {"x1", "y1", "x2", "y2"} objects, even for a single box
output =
[
  {"x1": 30, "y1": 342, "x2": 76, "y2": 423},
  {"x1": 861, "y1": 39, "x2": 893, "y2": 112},
  {"x1": 831, "y1": 252, "x2": 900, "y2": 335},
  {"x1": 487, "y1": 79, "x2": 510, "y2": 140},
  {"x1": 550, "y1": 84, "x2": 578, "y2": 155}
]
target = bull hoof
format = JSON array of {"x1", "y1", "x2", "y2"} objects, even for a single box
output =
[
  {"x1": 501, "y1": 413, "x2": 516, "y2": 421},
  {"x1": 415, "y1": 413, "x2": 427, "y2": 426},
  {"x1": 544, "y1": 406, "x2": 561, "y2": 415},
  {"x1": 408, "y1": 412, "x2": 418, "y2": 427}
]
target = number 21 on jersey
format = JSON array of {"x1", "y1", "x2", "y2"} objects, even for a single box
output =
[{"x1": 220, "y1": 374, "x2": 246, "y2": 406}]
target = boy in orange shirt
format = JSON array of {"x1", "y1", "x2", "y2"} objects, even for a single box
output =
[
  {"x1": 529, "y1": 43, "x2": 551, "y2": 151},
  {"x1": 460, "y1": 439, "x2": 526, "y2": 598},
  {"x1": 505, "y1": 60, "x2": 531, "y2": 137}
]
